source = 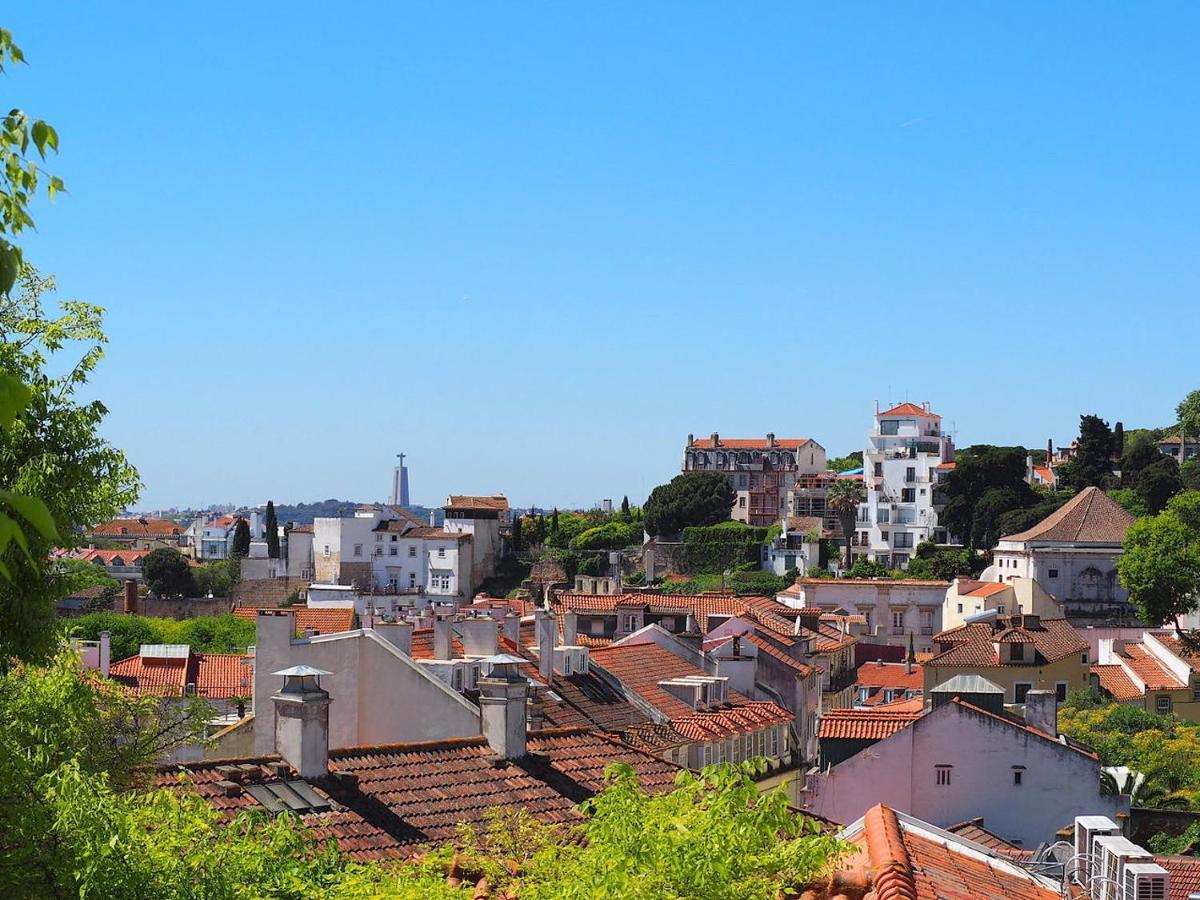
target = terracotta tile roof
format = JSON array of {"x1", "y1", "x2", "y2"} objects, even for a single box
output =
[
  {"x1": 90, "y1": 517, "x2": 184, "y2": 537},
  {"x1": 288, "y1": 524, "x2": 314, "y2": 534},
  {"x1": 1001, "y1": 486, "x2": 1134, "y2": 544},
  {"x1": 75, "y1": 548, "x2": 149, "y2": 565},
  {"x1": 786, "y1": 515, "x2": 824, "y2": 533},
  {"x1": 445, "y1": 495, "x2": 509, "y2": 511},
  {"x1": 928, "y1": 617, "x2": 1087, "y2": 668},
  {"x1": 965, "y1": 582, "x2": 1010, "y2": 598},
  {"x1": 745, "y1": 632, "x2": 813, "y2": 676},
  {"x1": 205, "y1": 515, "x2": 240, "y2": 530},
  {"x1": 1158, "y1": 855, "x2": 1200, "y2": 900},
  {"x1": 797, "y1": 577, "x2": 951, "y2": 586},
  {"x1": 935, "y1": 461, "x2": 957, "y2": 470},
  {"x1": 109, "y1": 651, "x2": 251, "y2": 699},
  {"x1": 231, "y1": 606, "x2": 355, "y2": 636},
  {"x1": 589, "y1": 642, "x2": 792, "y2": 738},
  {"x1": 687, "y1": 437, "x2": 812, "y2": 450},
  {"x1": 615, "y1": 722, "x2": 689, "y2": 752},
  {"x1": 1150, "y1": 632, "x2": 1200, "y2": 661},
  {"x1": 944, "y1": 818, "x2": 1023, "y2": 853},
  {"x1": 819, "y1": 707, "x2": 923, "y2": 741},
  {"x1": 399, "y1": 526, "x2": 472, "y2": 542},
  {"x1": 159, "y1": 728, "x2": 680, "y2": 861},
  {"x1": 878, "y1": 402, "x2": 938, "y2": 419},
  {"x1": 1120, "y1": 644, "x2": 1187, "y2": 690},
  {"x1": 871, "y1": 696, "x2": 926, "y2": 712},
  {"x1": 855, "y1": 661, "x2": 924, "y2": 705},
  {"x1": 1032, "y1": 465, "x2": 1056, "y2": 484},
  {"x1": 851, "y1": 804, "x2": 1059, "y2": 899},
  {"x1": 1091, "y1": 663, "x2": 1143, "y2": 702}
]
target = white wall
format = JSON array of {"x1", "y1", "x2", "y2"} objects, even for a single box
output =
[
  {"x1": 251, "y1": 614, "x2": 481, "y2": 755},
  {"x1": 806, "y1": 701, "x2": 1127, "y2": 847},
  {"x1": 788, "y1": 580, "x2": 945, "y2": 653}
]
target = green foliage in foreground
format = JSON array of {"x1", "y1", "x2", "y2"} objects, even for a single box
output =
[
  {"x1": 0, "y1": 652, "x2": 849, "y2": 899},
  {"x1": 69, "y1": 611, "x2": 256, "y2": 660}
]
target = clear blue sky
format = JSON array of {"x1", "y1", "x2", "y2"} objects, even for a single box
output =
[{"x1": 6, "y1": 4, "x2": 1198, "y2": 511}]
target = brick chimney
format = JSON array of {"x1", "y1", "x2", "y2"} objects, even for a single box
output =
[
  {"x1": 271, "y1": 665, "x2": 332, "y2": 779},
  {"x1": 123, "y1": 580, "x2": 138, "y2": 614},
  {"x1": 478, "y1": 655, "x2": 528, "y2": 760},
  {"x1": 767, "y1": 432, "x2": 776, "y2": 447},
  {"x1": 710, "y1": 432, "x2": 720, "y2": 447}
]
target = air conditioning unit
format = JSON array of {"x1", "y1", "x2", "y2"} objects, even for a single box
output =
[
  {"x1": 1123, "y1": 862, "x2": 1169, "y2": 900},
  {"x1": 1073, "y1": 817, "x2": 1121, "y2": 886},
  {"x1": 1095, "y1": 835, "x2": 1150, "y2": 900}
]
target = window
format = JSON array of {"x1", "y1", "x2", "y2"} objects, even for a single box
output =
[
  {"x1": 408, "y1": 572, "x2": 416, "y2": 587},
  {"x1": 957, "y1": 603, "x2": 963, "y2": 613},
  {"x1": 621, "y1": 614, "x2": 638, "y2": 632},
  {"x1": 437, "y1": 547, "x2": 445, "y2": 558},
  {"x1": 901, "y1": 488, "x2": 916, "y2": 503},
  {"x1": 388, "y1": 546, "x2": 398, "y2": 556},
  {"x1": 353, "y1": 544, "x2": 363, "y2": 557},
  {"x1": 739, "y1": 497, "x2": 747, "y2": 508},
  {"x1": 880, "y1": 421, "x2": 899, "y2": 436},
  {"x1": 906, "y1": 466, "x2": 915, "y2": 482},
  {"x1": 1014, "y1": 682, "x2": 1032, "y2": 703},
  {"x1": 1013, "y1": 766, "x2": 1025, "y2": 786},
  {"x1": 408, "y1": 545, "x2": 417, "y2": 557},
  {"x1": 1080, "y1": 652, "x2": 1089, "y2": 665},
  {"x1": 1157, "y1": 695, "x2": 1173, "y2": 714},
  {"x1": 768, "y1": 727, "x2": 779, "y2": 757},
  {"x1": 881, "y1": 531, "x2": 889, "y2": 542},
  {"x1": 391, "y1": 535, "x2": 397, "y2": 542},
  {"x1": 452, "y1": 667, "x2": 463, "y2": 691},
  {"x1": 997, "y1": 604, "x2": 1005, "y2": 615},
  {"x1": 876, "y1": 508, "x2": 890, "y2": 524},
  {"x1": 373, "y1": 546, "x2": 382, "y2": 556},
  {"x1": 892, "y1": 611, "x2": 904, "y2": 628},
  {"x1": 873, "y1": 461, "x2": 883, "y2": 477},
  {"x1": 857, "y1": 687, "x2": 871, "y2": 703},
  {"x1": 323, "y1": 544, "x2": 330, "y2": 557},
  {"x1": 1048, "y1": 568, "x2": 1058, "y2": 579},
  {"x1": 935, "y1": 766, "x2": 952, "y2": 786},
  {"x1": 894, "y1": 532, "x2": 913, "y2": 549},
  {"x1": 375, "y1": 534, "x2": 383, "y2": 542},
  {"x1": 590, "y1": 619, "x2": 605, "y2": 636},
  {"x1": 1056, "y1": 682, "x2": 1069, "y2": 702},
  {"x1": 1008, "y1": 641, "x2": 1023, "y2": 661}
]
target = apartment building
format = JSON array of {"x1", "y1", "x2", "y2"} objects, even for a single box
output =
[
  {"x1": 683, "y1": 433, "x2": 827, "y2": 527},
  {"x1": 859, "y1": 402, "x2": 954, "y2": 568}
]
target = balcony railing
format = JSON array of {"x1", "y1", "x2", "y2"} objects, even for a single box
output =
[{"x1": 921, "y1": 626, "x2": 933, "y2": 636}]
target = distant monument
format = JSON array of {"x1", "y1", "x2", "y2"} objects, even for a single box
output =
[{"x1": 390, "y1": 453, "x2": 410, "y2": 507}]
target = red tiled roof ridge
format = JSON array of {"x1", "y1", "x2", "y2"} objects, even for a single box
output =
[
  {"x1": 878, "y1": 402, "x2": 938, "y2": 419},
  {"x1": 863, "y1": 804, "x2": 918, "y2": 900}
]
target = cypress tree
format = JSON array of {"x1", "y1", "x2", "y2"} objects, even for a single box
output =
[
  {"x1": 264, "y1": 500, "x2": 280, "y2": 559},
  {"x1": 620, "y1": 495, "x2": 631, "y2": 521},
  {"x1": 231, "y1": 517, "x2": 251, "y2": 557},
  {"x1": 512, "y1": 515, "x2": 523, "y2": 551},
  {"x1": 1113, "y1": 421, "x2": 1125, "y2": 459},
  {"x1": 551, "y1": 507, "x2": 559, "y2": 536}
]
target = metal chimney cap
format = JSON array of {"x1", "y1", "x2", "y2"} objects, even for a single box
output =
[{"x1": 272, "y1": 665, "x2": 333, "y2": 677}]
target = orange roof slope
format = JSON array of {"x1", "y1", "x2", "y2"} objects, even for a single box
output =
[
  {"x1": 818, "y1": 707, "x2": 923, "y2": 741},
  {"x1": 688, "y1": 436, "x2": 812, "y2": 450},
  {"x1": 158, "y1": 728, "x2": 679, "y2": 861},
  {"x1": 928, "y1": 617, "x2": 1087, "y2": 668},
  {"x1": 109, "y1": 651, "x2": 250, "y2": 699},
  {"x1": 1091, "y1": 663, "x2": 1143, "y2": 702},
  {"x1": 231, "y1": 606, "x2": 355, "y2": 635},
  {"x1": 445, "y1": 495, "x2": 509, "y2": 511},
  {"x1": 1000, "y1": 486, "x2": 1134, "y2": 544},
  {"x1": 90, "y1": 517, "x2": 183, "y2": 536},
  {"x1": 878, "y1": 402, "x2": 938, "y2": 418}
]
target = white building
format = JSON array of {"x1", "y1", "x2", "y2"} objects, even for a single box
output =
[
  {"x1": 806, "y1": 686, "x2": 1127, "y2": 847},
  {"x1": 989, "y1": 486, "x2": 1135, "y2": 617},
  {"x1": 859, "y1": 402, "x2": 954, "y2": 568},
  {"x1": 312, "y1": 504, "x2": 481, "y2": 600},
  {"x1": 779, "y1": 577, "x2": 949, "y2": 655}
]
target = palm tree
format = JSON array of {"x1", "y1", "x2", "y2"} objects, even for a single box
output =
[
  {"x1": 827, "y1": 478, "x2": 866, "y2": 568},
  {"x1": 1102, "y1": 767, "x2": 1192, "y2": 809}
]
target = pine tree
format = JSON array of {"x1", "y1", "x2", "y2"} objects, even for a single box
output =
[
  {"x1": 231, "y1": 517, "x2": 251, "y2": 557},
  {"x1": 264, "y1": 500, "x2": 280, "y2": 559}
]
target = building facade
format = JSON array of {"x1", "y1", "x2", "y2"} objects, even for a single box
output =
[
  {"x1": 683, "y1": 433, "x2": 827, "y2": 528},
  {"x1": 859, "y1": 403, "x2": 954, "y2": 568}
]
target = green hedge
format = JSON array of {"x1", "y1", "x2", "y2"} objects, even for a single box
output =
[{"x1": 680, "y1": 522, "x2": 770, "y2": 574}]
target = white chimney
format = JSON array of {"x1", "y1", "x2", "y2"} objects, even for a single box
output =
[
  {"x1": 99, "y1": 630, "x2": 111, "y2": 677},
  {"x1": 459, "y1": 615, "x2": 499, "y2": 657},
  {"x1": 433, "y1": 613, "x2": 455, "y2": 661},
  {"x1": 535, "y1": 609, "x2": 556, "y2": 683},
  {"x1": 478, "y1": 654, "x2": 528, "y2": 760},
  {"x1": 271, "y1": 665, "x2": 332, "y2": 779},
  {"x1": 502, "y1": 610, "x2": 520, "y2": 646},
  {"x1": 374, "y1": 621, "x2": 413, "y2": 655},
  {"x1": 1024, "y1": 689, "x2": 1058, "y2": 736},
  {"x1": 563, "y1": 610, "x2": 579, "y2": 646}
]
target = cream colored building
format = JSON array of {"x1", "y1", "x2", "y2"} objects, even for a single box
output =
[{"x1": 941, "y1": 577, "x2": 1062, "y2": 631}]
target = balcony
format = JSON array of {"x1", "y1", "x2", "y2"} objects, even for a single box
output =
[
  {"x1": 921, "y1": 626, "x2": 934, "y2": 636},
  {"x1": 891, "y1": 626, "x2": 905, "y2": 636}
]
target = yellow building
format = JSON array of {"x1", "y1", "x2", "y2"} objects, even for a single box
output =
[
  {"x1": 1091, "y1": 630, "x2": 1200, "y2": 722},
  {"x1": 923, "y1": 613, "x2": 1090, "y2": 705}
]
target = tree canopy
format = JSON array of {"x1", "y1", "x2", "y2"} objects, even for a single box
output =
[
  {"x1": 1118, "y1": 491, "x2": 1200, "y2": 629},
  {"x1": 264, "y1": 500, "x2": 280, "y2": 559},
  {"x1": 231, "y1": 517, "x2": 251, "y2": 556},
  {"x1": 938, "y1": 446, "x2": 1040, "y2": 549},
  {"x1": 643, "y1": 472, "x2": 734, "y2": 537},
  {"x1": 1060, "y1": 414, "x2": 1116, "y2": 490},
  {"x1": 142, "y1": 547, "x2": 195, "y2": 598},
  {"x1": 826, "y1": 478, "x2": 865, "y2": 566}
]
